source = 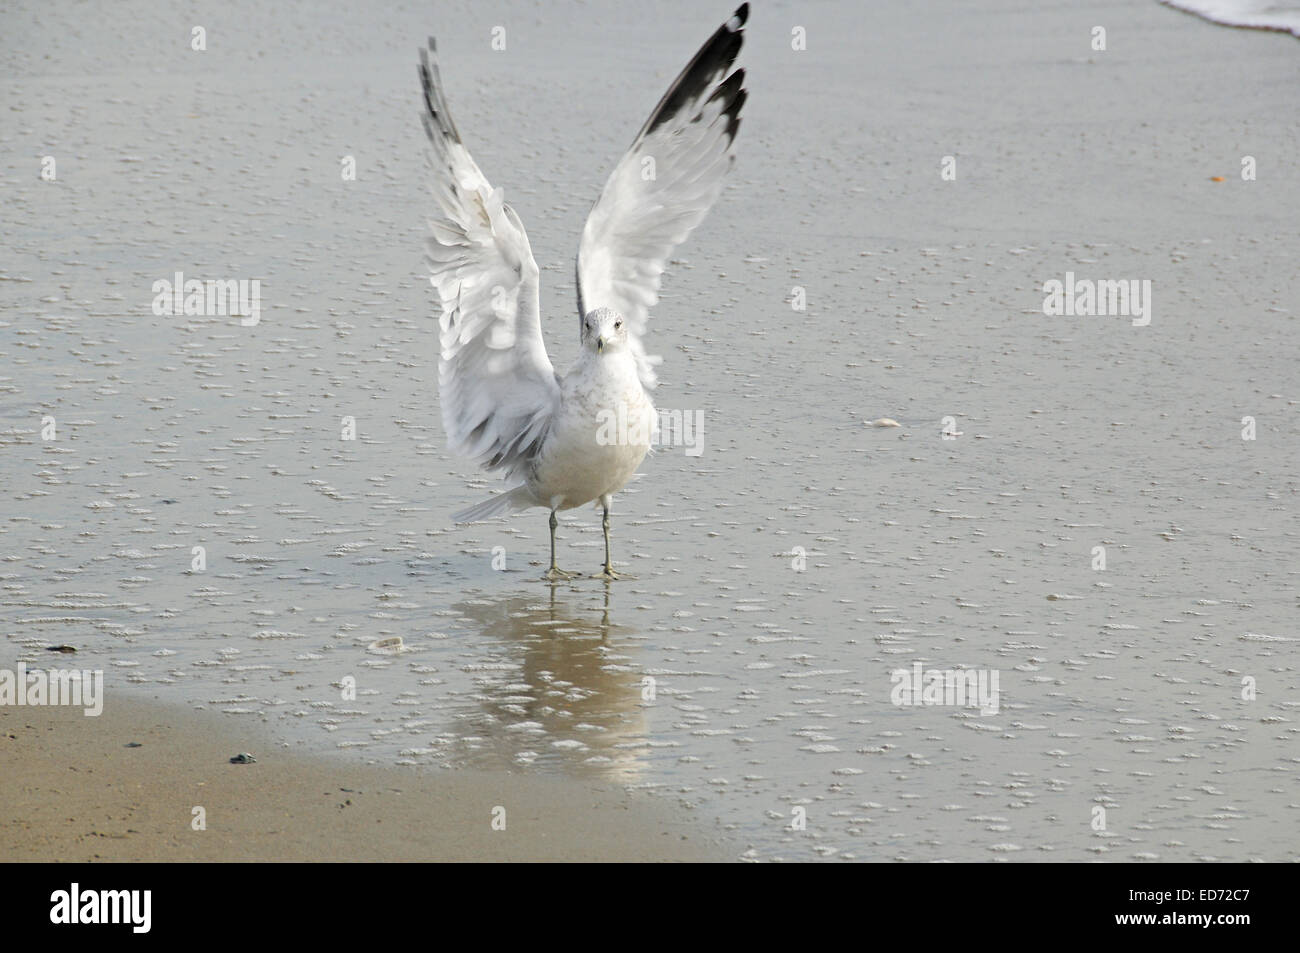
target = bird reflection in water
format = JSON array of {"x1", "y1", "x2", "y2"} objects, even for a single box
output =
[{"x1": 449, "y1": 582, "x2": 652, "y2": 781}]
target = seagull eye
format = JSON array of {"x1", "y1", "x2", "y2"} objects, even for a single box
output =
[{"x1": 615, "y1": 320, "x2": 622, "y2": 329}]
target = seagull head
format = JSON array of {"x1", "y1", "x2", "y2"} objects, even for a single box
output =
[{"x1": 581, "y1": 307, "x2": 628, "y2": 356}]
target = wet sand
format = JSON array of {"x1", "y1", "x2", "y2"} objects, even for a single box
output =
[
  {"x1": 0, "y1": 697, "x2": 731, "y2": 862},
  {"x1": 2, "y1": 0, "x2": 1298, "y2": 862}
]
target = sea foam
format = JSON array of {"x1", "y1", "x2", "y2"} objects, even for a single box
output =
[{"x1": 1162, "y1": 0, "x2": 1300, "y2": 37}]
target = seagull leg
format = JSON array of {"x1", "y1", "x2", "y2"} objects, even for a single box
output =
[
  {"x1": 543, "y1": 509, "x2": 578, "y2": 581},
  {"x1": 593, "y1": 498, "x2": 632, "y2": 580}
]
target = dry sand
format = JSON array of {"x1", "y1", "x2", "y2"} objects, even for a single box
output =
[{"x1": 0, "y1": 697, "x2": 731, "y2": 862}]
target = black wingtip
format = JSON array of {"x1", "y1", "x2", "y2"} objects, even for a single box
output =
[
  {"x1": 725, "y1": 90, "x2": 747, "y2": 143},
  {"x1": 637, "y1": 4, "x2": 749, "y2": 140},
  {"x1": 419, "y1": 37, "x2": 463, "y2": 144}
]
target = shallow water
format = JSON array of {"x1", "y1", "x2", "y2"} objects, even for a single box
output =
[{"x1": 2, "y1": 0, "x2": 1298, "y2": 861}]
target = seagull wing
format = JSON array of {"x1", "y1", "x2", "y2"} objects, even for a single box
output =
[
  {"x1": 575, "y1": 3, "x2": 749, "y2": 389},
  {"x1": 421, "y1": 38, "x2": 559, "y2": 484}
]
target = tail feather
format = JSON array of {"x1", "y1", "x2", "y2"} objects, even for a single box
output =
[{"x1": 452, "y1": 485, "x2": 533, "y2": 524}]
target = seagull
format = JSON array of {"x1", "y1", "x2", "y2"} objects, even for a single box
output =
[{"x1": 420, "y1": 5, "x2": 748, "y2": 580}]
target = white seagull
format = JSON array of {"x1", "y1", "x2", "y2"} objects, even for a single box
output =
[{"x1": 421, "y1": 5, "x2": 748, "y2": 580}]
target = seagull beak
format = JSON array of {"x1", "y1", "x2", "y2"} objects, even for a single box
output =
[{"x1": 597, "y1": 336, "x2": 605, "y2": 354}]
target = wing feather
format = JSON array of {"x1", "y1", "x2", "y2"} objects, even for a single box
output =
[
  {"x1": 575, "y1": 4, "x2": 749, "y2": 389},
  {"x1": 420, "y1": 38, "x2": 559, "y2": 483}
]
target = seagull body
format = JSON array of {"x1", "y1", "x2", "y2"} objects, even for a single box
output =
[
  {"x1": 420, "y1": 5, "x2": 748, "y2": 579},
  {"x1": 536, "y1": 328, "x2": 655, "y2": 512}
]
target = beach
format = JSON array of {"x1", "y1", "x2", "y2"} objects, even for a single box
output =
[
  {"x1": 1, "y1": 0, "x2": 1297, "y2": 863},
  {"x1": 0, "y1": 696, "x2": 729, "y2": 862}
]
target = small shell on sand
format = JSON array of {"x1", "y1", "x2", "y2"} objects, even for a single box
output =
[
  {"x1": 368, "y1": 636, "x2": 404, "y2": 654},
  {"x1": 869, "y1": 418, "x2": 901, "y2": 428}
]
